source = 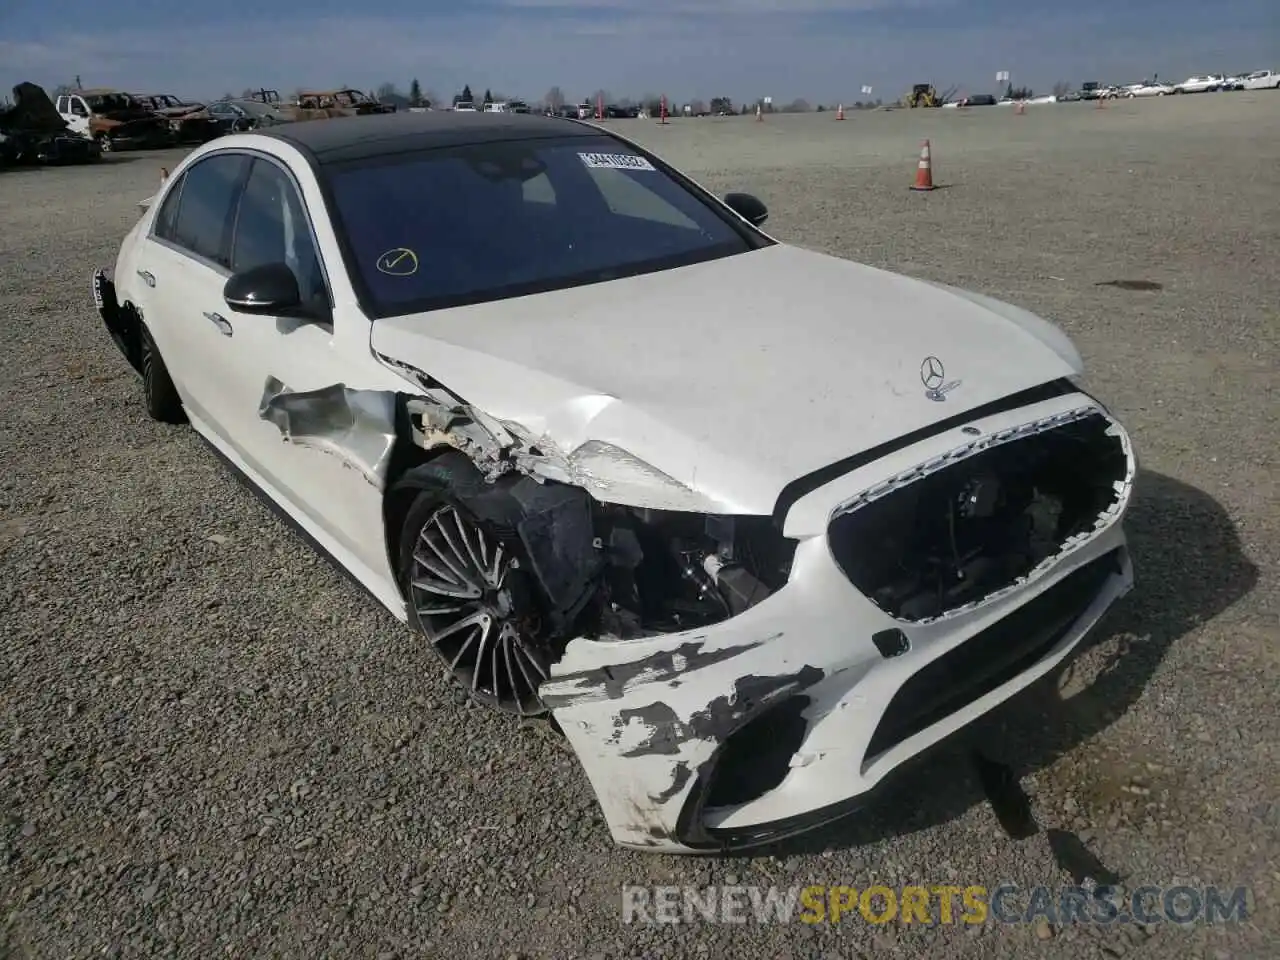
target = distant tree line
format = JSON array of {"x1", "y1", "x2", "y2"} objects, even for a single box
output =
[{"x1": 349, "y1": 78, "x2": 1072, "y2": 115}]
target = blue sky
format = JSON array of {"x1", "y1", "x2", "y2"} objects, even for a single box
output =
[{"x1": 2, "y1": 1, "x2": 1274, "y2": 104}]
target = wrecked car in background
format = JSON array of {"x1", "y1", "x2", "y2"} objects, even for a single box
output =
[
  {"x1": 139, "y1": 94, "x2": 223, "y2": 144},
  {"x1": 91, "y1": 112, "x2": 1136, "y2": 854},
  {"x1": 293, "y1": 89, "x2": 396, "y2": 121},
  {"x1": 205, "y1": 98, "x2": 296, "y2": 134},
  {"x1": 55, "y1": 89, "x2": 170, "y2": 152},
  {"x1": 0, "y1": 82, "x2": 100, "y2": 166}
]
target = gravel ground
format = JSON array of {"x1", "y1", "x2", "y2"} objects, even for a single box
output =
[{"x1": 2, "y1": 93, "x2": 1277, "y2": 959}]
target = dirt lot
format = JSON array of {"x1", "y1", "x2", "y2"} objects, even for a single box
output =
[{"x1": 1, "y1": 94, "x2": 1277, "y2": 959}]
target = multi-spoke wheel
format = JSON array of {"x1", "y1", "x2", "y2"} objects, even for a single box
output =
[{"x1": 406, "y1": 500, "x2": 551, "y2": 715}]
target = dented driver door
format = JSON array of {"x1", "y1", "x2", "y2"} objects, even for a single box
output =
[{"x1": 211, "y1": 156, "x2": 405, "y2": 602}]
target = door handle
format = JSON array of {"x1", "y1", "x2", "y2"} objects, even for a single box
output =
[
  {"x1": 203, "y1": 311, "x2": 233, "y2": 337},
  {"x1": 136, "y1": 269, "x2": 156, "y2": 287}
]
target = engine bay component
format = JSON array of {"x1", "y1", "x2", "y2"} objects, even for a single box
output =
[
  {"x1": 585, "y1": 508, "x2": 797, "y2": 640},
  {"x1": 827, "y1": 410, "x2": 1129, "y2": 622}
]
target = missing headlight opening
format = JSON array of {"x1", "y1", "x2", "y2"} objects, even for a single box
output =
[
  {"x1": 827, "y1": 410, "x2": 1130, "y2": 622},
  {"x1": 585, "y1": 509, "x2": 797, "y2": 641}
]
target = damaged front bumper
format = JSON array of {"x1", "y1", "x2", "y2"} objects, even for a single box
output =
[{"x1": 542, "y1": 392, "x2": 1136, "y2": 853}]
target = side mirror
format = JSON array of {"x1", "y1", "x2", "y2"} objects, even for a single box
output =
[
  {"x1": 223, "y1": 262, "x2": 301, "y2": 314},
  {"x1": 724, "y1": 192, "x2": 768, "y2": 227}
]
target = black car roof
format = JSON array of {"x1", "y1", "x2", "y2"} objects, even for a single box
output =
[{"x1": 259, "y1": 111, "x2": 602, "y2": 165}]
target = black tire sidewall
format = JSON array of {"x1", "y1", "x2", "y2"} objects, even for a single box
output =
[{"x1": 141, "y1": 325, "x2": 185, "y2": 423}]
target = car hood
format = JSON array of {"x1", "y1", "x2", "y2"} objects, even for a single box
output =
[{"x1": 369, "y1": 244, "x2": 1082, "y2": 518}]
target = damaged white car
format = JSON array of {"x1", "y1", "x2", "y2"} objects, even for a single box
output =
[{"x1": 92, "y1": 112, "x2": 1136, "y2": 853}]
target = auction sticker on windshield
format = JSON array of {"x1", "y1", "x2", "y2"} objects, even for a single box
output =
[{"x1": 579, "y1": 152, "x2": 656, "y2": 171}]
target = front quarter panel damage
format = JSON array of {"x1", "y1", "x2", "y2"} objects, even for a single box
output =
[{"x1": 258, "y1": 377, "x2": 398, "y2": 488}]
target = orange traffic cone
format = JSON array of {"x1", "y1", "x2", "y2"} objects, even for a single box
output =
[
  {"x1": 160, "y1": 166, "x2": 169, "y2": 183},
  {"x1": 1096, "y1": 96, "x2": 1106, "y2": 110},
  {"x1": 910, "y1": 140, "x2": 936, "y2": 191},
  {"x1": 836, "y1": 103, "x2": 845, "y2": 120},
  {"x1": 1015, "y1": 100, "x2": 1026, "y2": 115}
]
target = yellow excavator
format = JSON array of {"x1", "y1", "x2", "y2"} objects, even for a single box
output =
[{"x1": 903, "y1": 84, "x2": 939, "y2": 108}]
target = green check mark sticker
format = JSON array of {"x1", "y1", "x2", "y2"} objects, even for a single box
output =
[{"x1": 376, "y1": 248, "x2": 419, "y2": 276}]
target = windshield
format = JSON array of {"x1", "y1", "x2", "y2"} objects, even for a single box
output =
[{"x1": 326, "y1": 135, "x2": 763, "y2": 318}]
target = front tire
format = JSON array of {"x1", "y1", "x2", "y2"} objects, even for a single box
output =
[
  {"x1": 397, "y1": 454, "x2": 553, "y2": 716},
  {"x1": 140, "y1": 325, "x2": 186, "y2": 424}
]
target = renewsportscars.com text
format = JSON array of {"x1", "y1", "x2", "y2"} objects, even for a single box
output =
[{"x1": 621, "y1": 883, "x2": 1251, "y2": 926}]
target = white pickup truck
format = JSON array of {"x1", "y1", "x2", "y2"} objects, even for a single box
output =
[
  {"x1": 53, "y1": 89, "x2": 169, "y2": 151},
  {"x1": 1242, "y1": 70, "x2": 1279, "y2": 91}
]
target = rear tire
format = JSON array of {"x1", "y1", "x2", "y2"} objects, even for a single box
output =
[{"x1": 140, "y1": 326, "x2": 186, "y2": 424}]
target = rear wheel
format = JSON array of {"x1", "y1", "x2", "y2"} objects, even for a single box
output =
[
  {"x1": 95, "y1": 132, "x2": 112, "y2": 154},
  {"x1": 140, "y1": 326, "x2": 186, "y2": 424},
  {"x1": 398, "y1": 455, "x2": 552, "y2": 716}
]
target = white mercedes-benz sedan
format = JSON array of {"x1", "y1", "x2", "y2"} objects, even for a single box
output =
[{"x1": 92, "y1": 112, "x2": 1136, "y2": 853}]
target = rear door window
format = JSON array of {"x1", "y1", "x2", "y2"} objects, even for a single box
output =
[
  {"x1": 167, "y1": 153, "x2": 250, "y2": 266},
  {"x1": 153, "y1": 173, "x2": 187, "y2": 241}
]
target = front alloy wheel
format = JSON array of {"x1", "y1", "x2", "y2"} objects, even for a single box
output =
[{"x1": 408, "y1": 502, "x2": 550, "y2": 715}]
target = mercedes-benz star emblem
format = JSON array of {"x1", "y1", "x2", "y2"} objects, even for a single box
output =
[
  {"x1": 920, "y1": 356, "x2": 945, "y2": 391},
  {"x1": 920, "y1": 355, "x2": 960, "y2": 401}
]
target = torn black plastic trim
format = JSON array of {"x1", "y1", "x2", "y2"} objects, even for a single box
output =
[
  {"x1": 92, "y1": 269, "x2": 143, "y2": 374},
  {"x1": 702, "y1": 693, "x2": 812, "y2": 808},
  {"x1": 670, "y1": 665, "x2": 826, "y2": 849},
  {"x1": 770, "y1": 379, "x2": 1076, "y2": 530}
]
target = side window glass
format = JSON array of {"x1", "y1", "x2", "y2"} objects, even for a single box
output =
[
  {"x1": 71, "y1": 98, "x2": 88, "y2": 117},
  {"x1": 153, "y1": 172, "x2": 187, "y2": 240},
  {"x1": 231, "y1": 159, "x2": 326, "y2": 305},
  {"x1": 171, "y1": 154, "x2": 249, "y2": 266}
]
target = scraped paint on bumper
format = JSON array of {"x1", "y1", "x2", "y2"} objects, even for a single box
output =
[{"x1": 543, "y1": 393, "x2": 1136, "y2": 853}]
